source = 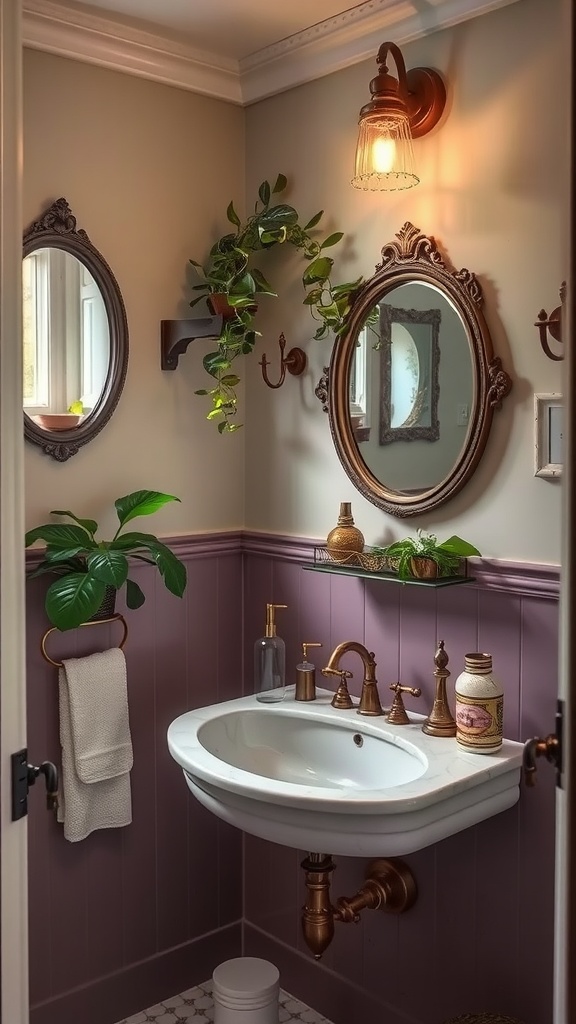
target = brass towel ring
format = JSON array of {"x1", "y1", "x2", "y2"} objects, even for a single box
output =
[{"x1": 40, "y1": 613, "x2": 129, "y2": 668}]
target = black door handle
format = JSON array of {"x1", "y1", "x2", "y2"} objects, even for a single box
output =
[{"x1": 11, "y1": 749, "x2": 59, "y2": 819}]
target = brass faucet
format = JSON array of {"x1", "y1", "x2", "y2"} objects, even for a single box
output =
[{"x1": 322, "y1": 641, "x2": 384, "y2": 716}]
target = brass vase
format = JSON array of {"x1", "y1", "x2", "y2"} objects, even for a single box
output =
[{"x1": 326, "y1": 502, "x2": 365, "y2": 565}]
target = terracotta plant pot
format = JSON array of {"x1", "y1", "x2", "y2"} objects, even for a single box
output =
[{"x1": 207, "y1": 293, "x2": 258, "y2": 319}]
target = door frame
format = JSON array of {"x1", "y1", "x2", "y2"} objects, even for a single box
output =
[{"x1": 0, "y1": 1, "x2": 28, "y2": 1021}]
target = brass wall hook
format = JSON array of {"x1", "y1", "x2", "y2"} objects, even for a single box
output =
[
  {"x1": 259, "y1": 332, "x2": 307, "y2": 389},
  {"x1": 535, "y1": 281, "x2": 566, "y2": 361}
]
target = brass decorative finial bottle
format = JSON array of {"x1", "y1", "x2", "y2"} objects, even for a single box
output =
[
  {"x1": 326, "y1": 502, "x2": 365, "y2": 564},
  {"x1": 422, "y1": 640, "x2": 456, "y2": 737}
]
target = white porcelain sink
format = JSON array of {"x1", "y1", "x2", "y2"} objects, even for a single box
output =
[{"x1": 167, "y1": 689, "x2": 524, "y2": 857}]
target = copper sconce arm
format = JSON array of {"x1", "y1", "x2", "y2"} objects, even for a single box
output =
[
  {"x1": 300, "y1": 854, "x2": 417, "y2": 959},
  {"x1": 535, "y1": 282, "x2": 565, "y2": 361},
  {"x1": 259, "y1": 332, "x2": 307, "y2": 389}
]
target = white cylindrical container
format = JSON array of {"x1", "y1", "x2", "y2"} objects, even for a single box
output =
[
  {"x1": 455, "y1": 652, "x2": 503, "y2": 754},
  {"x1": 212, "y1": 957, "x2": 280, "y2": 1024}
]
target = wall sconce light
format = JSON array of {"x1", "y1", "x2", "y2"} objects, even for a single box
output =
[{"x1": 351, "y1": 41, "x2": 446, "y2": 191}]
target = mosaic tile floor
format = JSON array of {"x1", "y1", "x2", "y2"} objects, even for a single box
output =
[{"x1": 115, "y1": 979, "x2": 334, "y2": 1024}]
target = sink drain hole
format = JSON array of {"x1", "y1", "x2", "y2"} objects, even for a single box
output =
[{"x1": 353, "y1": 734, "x2": 363, "y2": 747}]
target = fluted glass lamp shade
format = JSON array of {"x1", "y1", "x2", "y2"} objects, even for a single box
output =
[
  {"x1": 351, "y1": 41, "x2": 446, "y2": 192},
  {"x1": 352, "y1": 110, "x2": 418, "y2": 191}
]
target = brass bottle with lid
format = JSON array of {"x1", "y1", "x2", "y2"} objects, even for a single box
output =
[
  {"x1": 295, "y1": 642, "x2": 323, "y2": 701},
  {"x1": 326, "y1": 502, "x2": 365, "y2": 564}
]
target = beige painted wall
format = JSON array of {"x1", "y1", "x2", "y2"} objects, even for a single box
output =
[
  {"x1": 244, "y1": 0, "x2": 565, "y2": 563},
  {"x1": 23, "y1": 49, "x2": 246, "y2": 538},
  {"x1": 23, "y1": 0, "x2": 566, "y2": 562}
]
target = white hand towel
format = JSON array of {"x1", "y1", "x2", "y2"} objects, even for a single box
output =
[{"x1": 57, "y1": 647, "x2": 133, "y2": 843}]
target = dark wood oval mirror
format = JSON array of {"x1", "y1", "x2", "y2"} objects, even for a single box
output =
[
  {"x1": 23, "y1": 198, "x2": 129, "y2": 462},
  {"x1": 328, "y1": 222, "x2": 512, "y2": 517}
]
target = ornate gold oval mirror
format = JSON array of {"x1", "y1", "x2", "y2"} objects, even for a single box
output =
[
  {"x1": 23, "y1": 198, "x2": 129, "y2": 461},
  {"x1": 328, "y1": 223, "x2": 512, "y2": 517}
]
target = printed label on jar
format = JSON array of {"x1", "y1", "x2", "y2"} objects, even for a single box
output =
[{"x1": 455, "y1": 692, "x2": 503, "y2": 750}]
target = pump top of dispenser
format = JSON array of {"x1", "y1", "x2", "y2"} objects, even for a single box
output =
[
  {"x1": 265, "y1": 603, "x2": 287, "y2": 637},
  {"x1": 300, "y1": 641, "x2": 322, "y2": 663}
]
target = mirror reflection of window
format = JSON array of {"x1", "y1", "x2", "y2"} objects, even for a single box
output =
[
  {"x1": 390, "y1": 323, "x2": 420, "y2": 428},
  {"x1": 349, "y1": 324, "x2": 371, "y2": 427},
  {"x1": 22, "y1": 247, "x2": 109, "y2": 416}
]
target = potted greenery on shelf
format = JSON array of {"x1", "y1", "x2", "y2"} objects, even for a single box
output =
[
  {"x1": 376, "y1": 530, "x2": 481, "y2": 581},
  {"x1": 189, "y1": 173, "x2": 363, "y2": 433},
  {"x1": 26, "y1": 490, "x2": 187, "y2": 631}
]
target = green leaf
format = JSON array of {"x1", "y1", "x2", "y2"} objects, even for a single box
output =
[
  {"x1": 25, "y1": 523, "x2": 96, "y2": 549},
  {"x1": 220, "y1": 374, "x2": 241, "y2": 386},
  {"x1": 272, "y1": 173, "x2": 287, "y2": 194},
  {"x1": 313, "y1": 325, "x2": 329, "y2": 340},
  {"x1": 86, "y1": 549, "x2": 129, "y2": 587},
  {"x1": 203, "y1": 351, "x2": 230, "y2": 376},
  {"x1": 125, "y1": 577, "x2": 146, "y2": 610},
  {"x1": 437, "y1": 536, "x2": 481, "y2": 557},
  {"x1": 45, "y1": 573, "x2": 107, "y2": 631},
  {"x1": 303, "y1": 210, "x2": 324, "y2": 231},
  {"x1": 226, "y1": 201, "x2": 241, "y2": 227},
  {"x1": 40, "y1": 546, "x2": 89, "y2": 563},
  {"x1": 258, "y1": 180, "x2": 271, "y2": 206},
  {"x1": 258, "y1": 205, "x2": 299, "y2": 231},
  {"x1": 320, "y1": 232, "x2": 344, "y2": 250},
  {"x1": 302, "y1": 256, "x2": 334, "y2": 285},
  {"x1": 194, "y1": 388, "x2": 210, "y2": 395},
  {"x1": 49, "y1": 511, "x2": 98, "y2": 535},
  {"x1": 115, "y1": 490, "x2": 181, "y2": 529},
  {"x1": 251, "y1": 268, "x2": 276, "y2": 296},
  {"x1": 189, "y1": 295, "x2": 207, "y2": 310},
  {"x1": 124, "y1": 536, "x2": 186, "y2": 597}
]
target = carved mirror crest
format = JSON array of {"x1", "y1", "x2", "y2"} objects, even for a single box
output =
[
  {"x1": 327, "y1": 222, "x2": 512, "y2": 517},
  {"x1": 23, "y1": 198, "x2": 129, "y2": 462}
]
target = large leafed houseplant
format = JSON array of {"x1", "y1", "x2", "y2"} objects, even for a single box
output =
[
  {"x1": 26, "y1": 489, "x2": 187, "y2": 631},
  {"x1": 189, "y1": 173, "x2": 365, "y2": 433}
]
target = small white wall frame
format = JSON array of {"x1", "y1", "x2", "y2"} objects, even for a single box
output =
[{"x1": 534, "y1": 393, "x2": 563, "y2": 478}]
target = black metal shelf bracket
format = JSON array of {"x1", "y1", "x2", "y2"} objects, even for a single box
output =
[{"x1": 160, "y1": 316, "x2": 224, "y2": 370}]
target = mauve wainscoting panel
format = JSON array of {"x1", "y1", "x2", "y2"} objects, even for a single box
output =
[
  {"x1": 26, "y1": 537, "x2": 244, "y2": 1024},
  {"x1": 242, "y1": 537, "x2": 559, "y2": 1024}
]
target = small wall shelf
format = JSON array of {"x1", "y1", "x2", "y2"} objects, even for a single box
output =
[
  {"x1": 303, "y1": 547, "x2": 475, "y2": 588},
  {"x1": 160, "y1": 315, "x2": 223, "y2": 370}
]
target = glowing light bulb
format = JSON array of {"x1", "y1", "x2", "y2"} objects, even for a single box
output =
[{"x1": 372, "y1": 137, "x2": 396, "y2": 174}]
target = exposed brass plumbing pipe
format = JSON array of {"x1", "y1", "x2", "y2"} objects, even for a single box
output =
[{"x1": 300, "y1": 853, "x2": 417, "y2": 959}]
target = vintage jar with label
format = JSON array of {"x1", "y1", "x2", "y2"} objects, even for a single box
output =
[{"x1": 455, "y1": 652, "x2": 503, "y2": 753}]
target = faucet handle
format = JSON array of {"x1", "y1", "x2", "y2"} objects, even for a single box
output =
[
  {"x1": 322, "y1": 668, "x2": 354, "y2": 710},
  {"x1": 387, "y1": 683, "x2": 422, "y2": 725}
]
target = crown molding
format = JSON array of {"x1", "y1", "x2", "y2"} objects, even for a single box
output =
[
  {"x1": 23, "y1": 0, "x2": 242, "y2": 103},
  {"x1": 23, "y1": 0, "x2": 523, "y2": 106}
]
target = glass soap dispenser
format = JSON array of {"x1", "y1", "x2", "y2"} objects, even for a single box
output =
[{"x1": 255, "y1": 603, "x2": 287, "y2": 703}]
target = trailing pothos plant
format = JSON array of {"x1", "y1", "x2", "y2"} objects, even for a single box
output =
[
  {"x1": 189, "y1": 173, "x2": 364, "y2": 433},
  {"x1": 25, "y1": 490, "x2": 187, "y2": 631}
]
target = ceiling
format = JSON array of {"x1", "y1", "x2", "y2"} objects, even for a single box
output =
[{"x1": 23, "y1": 0, "x2": 522, "y2": 105}]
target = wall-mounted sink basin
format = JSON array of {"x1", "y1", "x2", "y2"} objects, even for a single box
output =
[{"x1": 167, "y1": 689, "x2": 524, "y2": 857}]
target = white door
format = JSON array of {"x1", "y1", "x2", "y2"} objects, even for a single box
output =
[{"x1": 0, "y1": 1, "x2": 28, "y2": 1022}]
